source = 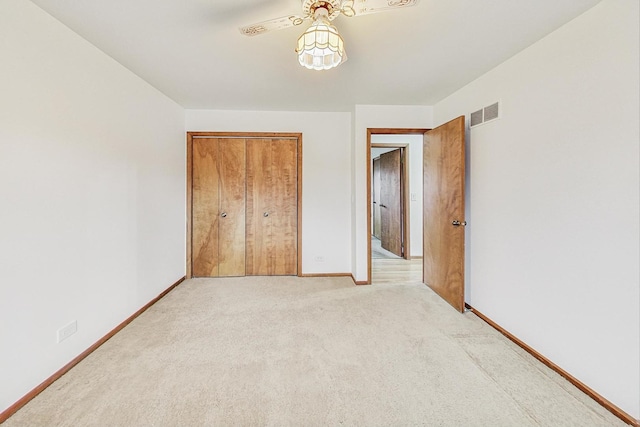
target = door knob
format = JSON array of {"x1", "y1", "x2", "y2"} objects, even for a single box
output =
[
  {"x1": 452, "y1": 220, "x2": 467, "y2": 226},
  {"x1": 221, "y1": 212, "x2": 227, "y2": 218},
  {"x1": 380, "y1": 204, "x2": 387, "y2": 208},
  {"x1": 263, "y1": 212, "x2": 269, "y2": 217}
]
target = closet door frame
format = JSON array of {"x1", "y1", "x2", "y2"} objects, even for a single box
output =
[{"x1": 186, "y1": 132, "x2": 303, "y2": 279}]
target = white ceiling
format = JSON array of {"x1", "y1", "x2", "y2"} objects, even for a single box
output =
[{"x1": 30, "y1": 0, "x2": 601, "y2": 111}]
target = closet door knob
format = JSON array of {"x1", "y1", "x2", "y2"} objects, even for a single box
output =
[
  {"x1": 221, "y1": 212, "x2": 227, "y2": 218},
  {"x1": 263, "y1": 212, "x2": 269, "y2": 217}
]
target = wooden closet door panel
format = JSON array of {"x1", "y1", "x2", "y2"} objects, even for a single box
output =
[
  {"x1": 218, "y1": 139, "x2": 246, "y2": 277},
  {"x1": 246, "y1": 138, "x2": 298, "y2": 276},
  {"x1": 270, "y1": 139, "x2": 298, "y2": 275},
  {"x1": 246, "y1": 139, "x2": 272, "y2": 275},
  {"x1": 192, "y1": 138, "x2": 219, "y2": 277}
]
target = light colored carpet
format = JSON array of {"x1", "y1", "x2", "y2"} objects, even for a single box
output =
[{"x1": 5, "y1": 276, "x2": 624, "y2": 426}]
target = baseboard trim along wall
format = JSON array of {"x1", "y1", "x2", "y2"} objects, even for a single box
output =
[
  {"x1": 298, "y1": 272, "x2": 356, "y2": 284},
  {"x1": 466, "y1": 303, "x2": 639, "y2": 427},
  {"x1": 351, "y1": 274, "x2": 369, "y2": 285},
  {"x1": 299, "y1": 273, "x2": 353, "y2": 278},
  {"x1": 0, "y1": 276, "x2": 187, "y2": 424},
  {"x1": 298, "y1": 273, "x2": 368, "y2": 285}
]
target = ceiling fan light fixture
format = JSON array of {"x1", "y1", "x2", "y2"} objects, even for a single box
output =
[{"x1": 295, "y1": 7, "x2": 346, "y2": 71}]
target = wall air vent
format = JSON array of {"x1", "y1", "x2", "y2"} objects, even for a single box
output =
[
  {"x1": 484, "y1": 102, "x2": 500, "y2": 121},
  {"x1": 470, "y1": 109, "x2": 483, "y2": 127},
  {"x1": 470, "y1": 101, "x2": 500, "y2": 128}
]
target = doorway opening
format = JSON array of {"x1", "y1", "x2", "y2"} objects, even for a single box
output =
[
  {"x1": 371, "y1": 145, "x2": 407, "y2": 259},
  {"x1": 366, "y1": 119, "x2": 467, "y2": 311},
  {"x1": 367, "y1": 129, "x2": 429, "y2": 284}
]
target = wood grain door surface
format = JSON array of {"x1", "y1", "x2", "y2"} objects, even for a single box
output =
[
  {"x1": 423, "y1": 116, "x2": 466, "y2": 312},
  {"x1": 246, "y1": 138, "x2": 298, "y2": 276},
  {"x1": 373, "y1": 158, "x2": 381, "y2": 239},
  {"x1": 380, "y1": 149, "x2": 403, "y2": 257},
  {"x1": 192, "y1": 138, "x2": 220, "y2": 277},
  {"x1": 217, "y1": 139, "x2": 246, "y2": 276},
  {"x1": 191, "y1": 136, "x2": 298, "y2": 278},
  {"x1": 192, "y1": 138, "x2": 247, "y2": 277}
]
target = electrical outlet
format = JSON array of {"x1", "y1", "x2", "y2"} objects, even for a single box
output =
[
  {"x1": 57, "y1": 320, "x2": 77, "y2": 343},
  {"x1": 314, "y1": 256, "x2": 325, "y2": 263}
]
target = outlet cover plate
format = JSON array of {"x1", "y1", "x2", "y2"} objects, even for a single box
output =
[{"x1": 57, "y1": 320, "x2": 77, "y2": 343}]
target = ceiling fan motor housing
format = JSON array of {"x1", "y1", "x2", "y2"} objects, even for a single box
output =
[{"x1": 303, "y1": 0, "x2": 343, "y2": 20}]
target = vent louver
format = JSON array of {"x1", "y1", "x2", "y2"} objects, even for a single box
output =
[
  {"x1": 484, "y1": 102, "x2": 499, "y2": 121},
  {"x1": 470, "y1": 109, "x2": 483, "y2": 127},
  {"x1": 470, "y1": 101, "x2": 500, "y2": 127}
]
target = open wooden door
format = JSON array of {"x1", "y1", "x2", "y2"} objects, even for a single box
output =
[
  {"x1": 423, "y1": 116, "x2": 466, "y2": 312},
  {"x1": 380, "y1": 149, "x2": 403, "y2": 257},
  {"x1": 372, "y1": 158, "x2": 382, "y2": 239}
]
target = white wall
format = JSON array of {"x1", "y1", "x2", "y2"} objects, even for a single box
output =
[
  {"x1": 354, "y1": 105, "x2": 434, "y2": 281},
  {"x1": 371, "y1": 134, "x2": 424, "y2": 258},
  {"x1": 434, "y1": 0, "x2": 639, "y2": 418},
  {"x1": 0, "y1": 0, "x2": 186, "y2": 414},
  {"x1": 185, "y1": 110, "x2": 352, "y2": 275}
]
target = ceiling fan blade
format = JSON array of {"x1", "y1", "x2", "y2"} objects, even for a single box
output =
[
  {"x1": 239, "y1": 15, "x2": 307, "y2": 36},
  {"x1": 346, "y1": 0, "x2": 419, "y2": 17}
]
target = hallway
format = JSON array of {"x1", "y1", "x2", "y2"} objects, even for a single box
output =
[{"x1": 372, "y1": 237, "x2": 422, "y2": 285}]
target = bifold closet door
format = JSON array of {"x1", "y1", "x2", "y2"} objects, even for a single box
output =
[
  {"x1": 191, "y1": 138, "x2": 246, "y2": 277},
  {"x1": 246, "y1": 138, "x2": 298, "y2": 276},
  {"x1": 192, "y1": 138, "x2": 219, "y2": 277},
  {"x1": 217, "y1": 139, "x2": 246, "y2": 276}
]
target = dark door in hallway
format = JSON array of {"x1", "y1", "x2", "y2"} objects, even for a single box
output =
[
  {"x1": 380, "y1": 149, "x2": 403, "y2": 257},
  {"x1": 372, "y1": 158, "x2": 382, "y2": 239}
]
